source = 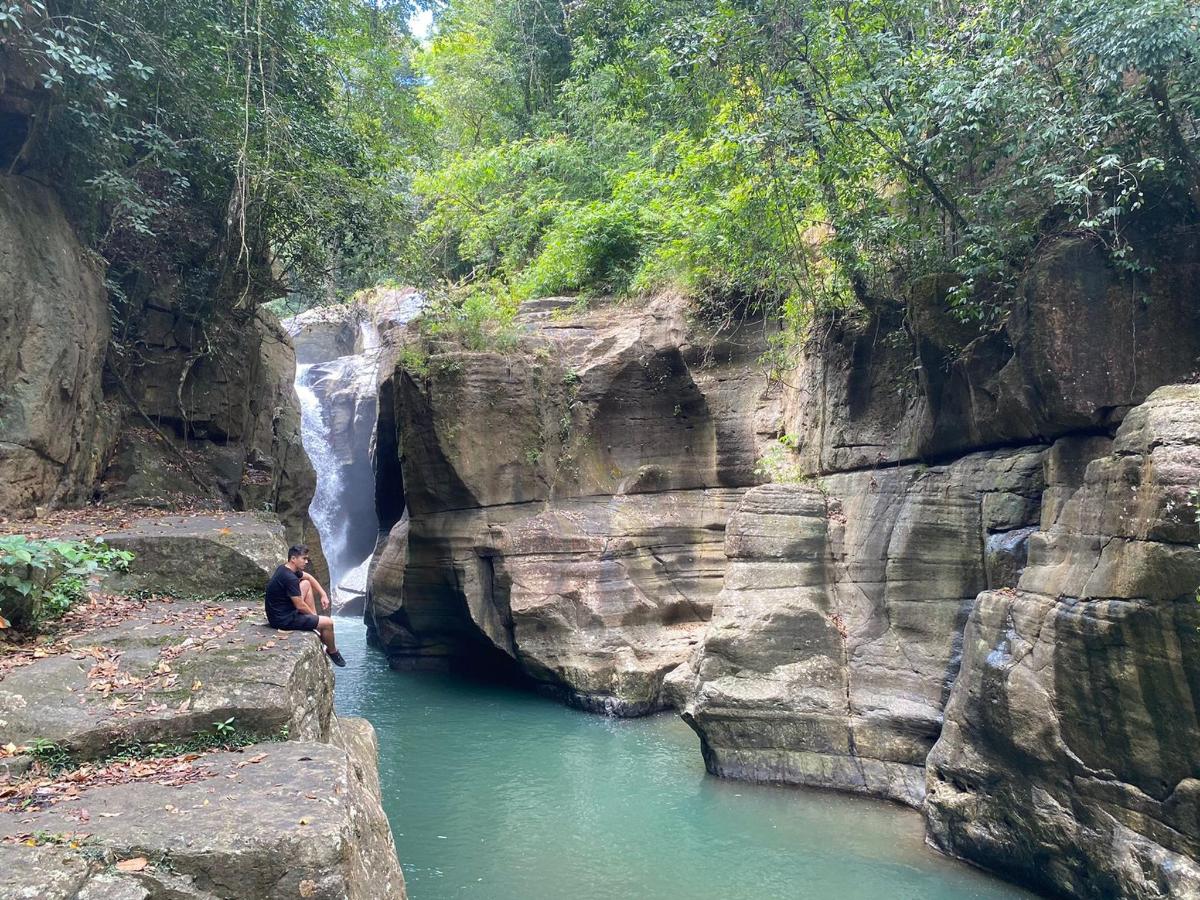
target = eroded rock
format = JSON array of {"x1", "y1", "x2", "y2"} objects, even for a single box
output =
[
  {"x1": 0, "y1": 175, "x2": 114, "y2": 513},
  {"x1": 368, "y1": 297, "x2": 779, "y2": 712},
  {"x1": 925, "y1": 384, "x2": 1200, "y2": 898},
  {"x1": 0, "y1": 598, "x2": 331, "y2": 759},
  {"x1": 0, "y1": 738, "x2": 404, "y2": 900},
  {"x1": 783, "y1": 236, "x2": 1200, "y2": 474},
  {"x1": 671, "y1": 448, "x2": 1045, "y2": 805}
]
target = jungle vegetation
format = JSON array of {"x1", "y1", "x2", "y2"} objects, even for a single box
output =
[{"x1": 3, "y1": 0, "x2": 1198, "y2": 337}]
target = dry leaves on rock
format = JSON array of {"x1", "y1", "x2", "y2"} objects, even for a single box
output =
[{"x1": 0, "y1": 754, "x2": 217, "y2": 813}]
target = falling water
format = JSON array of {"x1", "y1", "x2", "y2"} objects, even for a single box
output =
[
  {"x1": 288, "y1": 293, "x2": 423, "y2": 606},
  {"x1": 294, "y1": 362, "x2": 356, "y2": 595}
]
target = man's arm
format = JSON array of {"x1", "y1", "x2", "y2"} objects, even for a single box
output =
[{"x1": 299, "y1": 571, "x2": 331, "y2": 612}]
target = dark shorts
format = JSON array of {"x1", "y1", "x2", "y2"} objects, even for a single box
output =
[{"x1": 268, "y1": 611, "x2": 320, "y2": 631}]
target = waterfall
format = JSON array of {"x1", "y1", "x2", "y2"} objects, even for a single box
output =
[
  {"x1": 295, "y1": 362, "x2": 354, "y2": 598},
  {"x1": 287, "y1": 290, "x2": 422, "y2": 609},
  {"x1": 293, "y1": 351, "x2": 381, "y2": 607}
]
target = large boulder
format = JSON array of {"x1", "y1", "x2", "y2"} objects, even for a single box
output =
[
  {"x1": 0, "y1": 175, "x2": 115, "y2": 512},
  {"x1": 925, "y1": 384, "x2": 1200, "y2": 899},
  {"x1": 0, "y1": 738, "x2": 404, "y2": 899},
  {"x1": 284, "y1": 303, "x2": 364, "y2": 365},
  {"x1": 368, "y1": 297, "x2": 780, "y2": 711},
  {"x1": 670, "y1": 447, "x2": 1044, "y2": 805},
  {"x1": 0, "y1": 573, "x2": 404, "y2": 898},
  {"x1": 93, "y1": 513, "x2": 287, "y2": 597},
  {"x1": 0, "y1": 596, "x2": 331, "y2": 759}
]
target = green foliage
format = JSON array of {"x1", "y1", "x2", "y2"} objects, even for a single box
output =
[
  {"x1": 517, "y1": 198, "x2": 642, "y2": 297},
  {"x1": 211, "y1": 717, "x2": 237, "y2": 738},
  {"x1": 754, "y1": 436, "x2": 809, "y2": 485},
  {"x1": 417, "y1": 280, "x2": 521, "y2": 352},
  {"x1": 27, "y1": 738, "x2": 71, "y2": 772},
  {"x1": 0, "y1": 537, "x2": 133, "y2": 629},
  {"x1": 400, "y1": 0, "x2": 1199, "y2": 337},
  {"x1": 2, "y1": 0, "x2": 426, "y2": 318}
]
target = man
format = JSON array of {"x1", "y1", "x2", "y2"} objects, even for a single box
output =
[{"x1": 265, "y1": 545, "x2": 345, "y2": 667}]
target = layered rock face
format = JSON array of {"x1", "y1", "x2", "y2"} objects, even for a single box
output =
[
  {"x1": 102, "y1": 306, "x2": 326, "y2": 581},
  {"x1": 365, "y1": 232, "x2": 1200, "y2": 893},
  {"x1": 669, "y1": 448, "x2": 1044, "y2": 805},
  {"x1": 2, "y1": 72, "x2": 323, "y2": 582},
  {"x1": 0, "y1": 174, "x2": 114, "y2": 511},
  {"x1": 368, "y1": 298, "x2": 778, "y2": 712},
  {"x1": 924, "y1": 385, "x2": 1200, "y2": 899}
]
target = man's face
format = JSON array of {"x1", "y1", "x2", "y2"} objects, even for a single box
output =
[{"x1": 290, "y1": 553, "x2": 310, "y2": 571}]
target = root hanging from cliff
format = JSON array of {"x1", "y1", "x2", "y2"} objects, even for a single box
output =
[{"x1": 110, "y1": 370, "x2": 215, "y2": 496}]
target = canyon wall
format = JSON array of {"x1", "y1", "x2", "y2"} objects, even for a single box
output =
[
  {"x1": 0, "y1": 174, "x2": 114, "y2": 512},
  {"x1": 0, "y1": 67, "x2": 323, "y2": 578},
  {"x1": 368, "y1": 297, "x2": 778, "y2": 712},
  {"x1": 368, "y1": 233, "x2": 1200, "y2": 896}
]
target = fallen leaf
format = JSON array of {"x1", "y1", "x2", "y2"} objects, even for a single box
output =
[
  {"x1": 298, "y1": 817, "x2": 310, "y2": 826},
  {"x1": 177, "y1": 698, "x2": 191, "y2": 713},
  {"x1": 191, "y1": 680, "x2": 203, "y2": 691},
  {"x1": 116, "y1": 857, "x2": 148, "y2": 873},
  {"x1": 246, "y1": 753, "x2": 267, "y2": 764}
]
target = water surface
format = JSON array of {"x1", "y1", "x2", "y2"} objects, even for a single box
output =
[{"x1": 333, "y1": 619, "x2": 1035, "y2": 900}]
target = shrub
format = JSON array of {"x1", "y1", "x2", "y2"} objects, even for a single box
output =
[
  {"x1": 419, "y1": 279, "x2": 522, "y2": 352},
  {"x1": 0, "y1": 537, "x2": 134, "y2": 631},
  {"x1": 517, "y1": 199, "x2": 643, "y2": 298}
]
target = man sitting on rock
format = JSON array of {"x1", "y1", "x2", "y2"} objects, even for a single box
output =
[{"x1": 265, "y1": 545, "x2": 346, "y2": 667}]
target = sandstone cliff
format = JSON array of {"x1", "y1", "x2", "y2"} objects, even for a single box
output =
[
  {"x1": 367, "y1": 297, "x2": 778, "y2": 712},
  {"x1": 367, "y1": 232, "x2": 1200, "y2": 897},
  {"x1": 925, "y1": 386, "x2": 1200, "y2": 899}
]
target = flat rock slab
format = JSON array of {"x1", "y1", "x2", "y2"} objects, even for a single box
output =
[
  {"x1": 0, "y1": 740, "x2": 405, "y2": 900},
  {"x1": 0, "y1": 597, "x2": 332, "y2": 759},
  {"x1": 86, "y1": 514, "x2": 287, "y2": 595}
]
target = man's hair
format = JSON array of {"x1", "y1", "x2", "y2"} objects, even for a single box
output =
[{"x1": 287, "y1": 545, "x2": 309, "y2": 560}]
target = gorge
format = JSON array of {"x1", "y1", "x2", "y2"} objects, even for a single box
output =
[
  {"x1": 3, "y1": 1, "x2": 1200, "y2": 898},
  {"x1": 338, "y1": 227, "x2": 1200, "y2": 900}
]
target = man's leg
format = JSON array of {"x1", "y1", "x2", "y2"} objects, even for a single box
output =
[
  {"x1": 299, "y1": 581, "x2": 317, "y2": 615},
  {"x1": 316, "y1": 615, "x2": 338, "y2": 654}
]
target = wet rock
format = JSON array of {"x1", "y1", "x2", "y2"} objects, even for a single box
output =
[
  {"x1": 925, "y1": 384, "x2": 1200, "y2": 899},
  {"x1": 284, "y1": 304, "x2": 364, "y2": 364},
  {"x1": 671, "y1": 448, "x2": 1045, "y2": 805}
]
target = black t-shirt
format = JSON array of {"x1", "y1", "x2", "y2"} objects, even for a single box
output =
[{"x1": 265, "y1": 564, "x2": 303, "y2": 623}]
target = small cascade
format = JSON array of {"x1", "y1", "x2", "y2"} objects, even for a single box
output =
[
  {"x1": 287, "y1": 291, "x2": 423, "y2": 609},
  {"x1": 295, "y1": 362, "x2": 361, "y2": 601}
]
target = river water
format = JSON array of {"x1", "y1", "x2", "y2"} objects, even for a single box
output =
[{"x1": 332, "y1": 618, "x2": 1035, "y2": 900}]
